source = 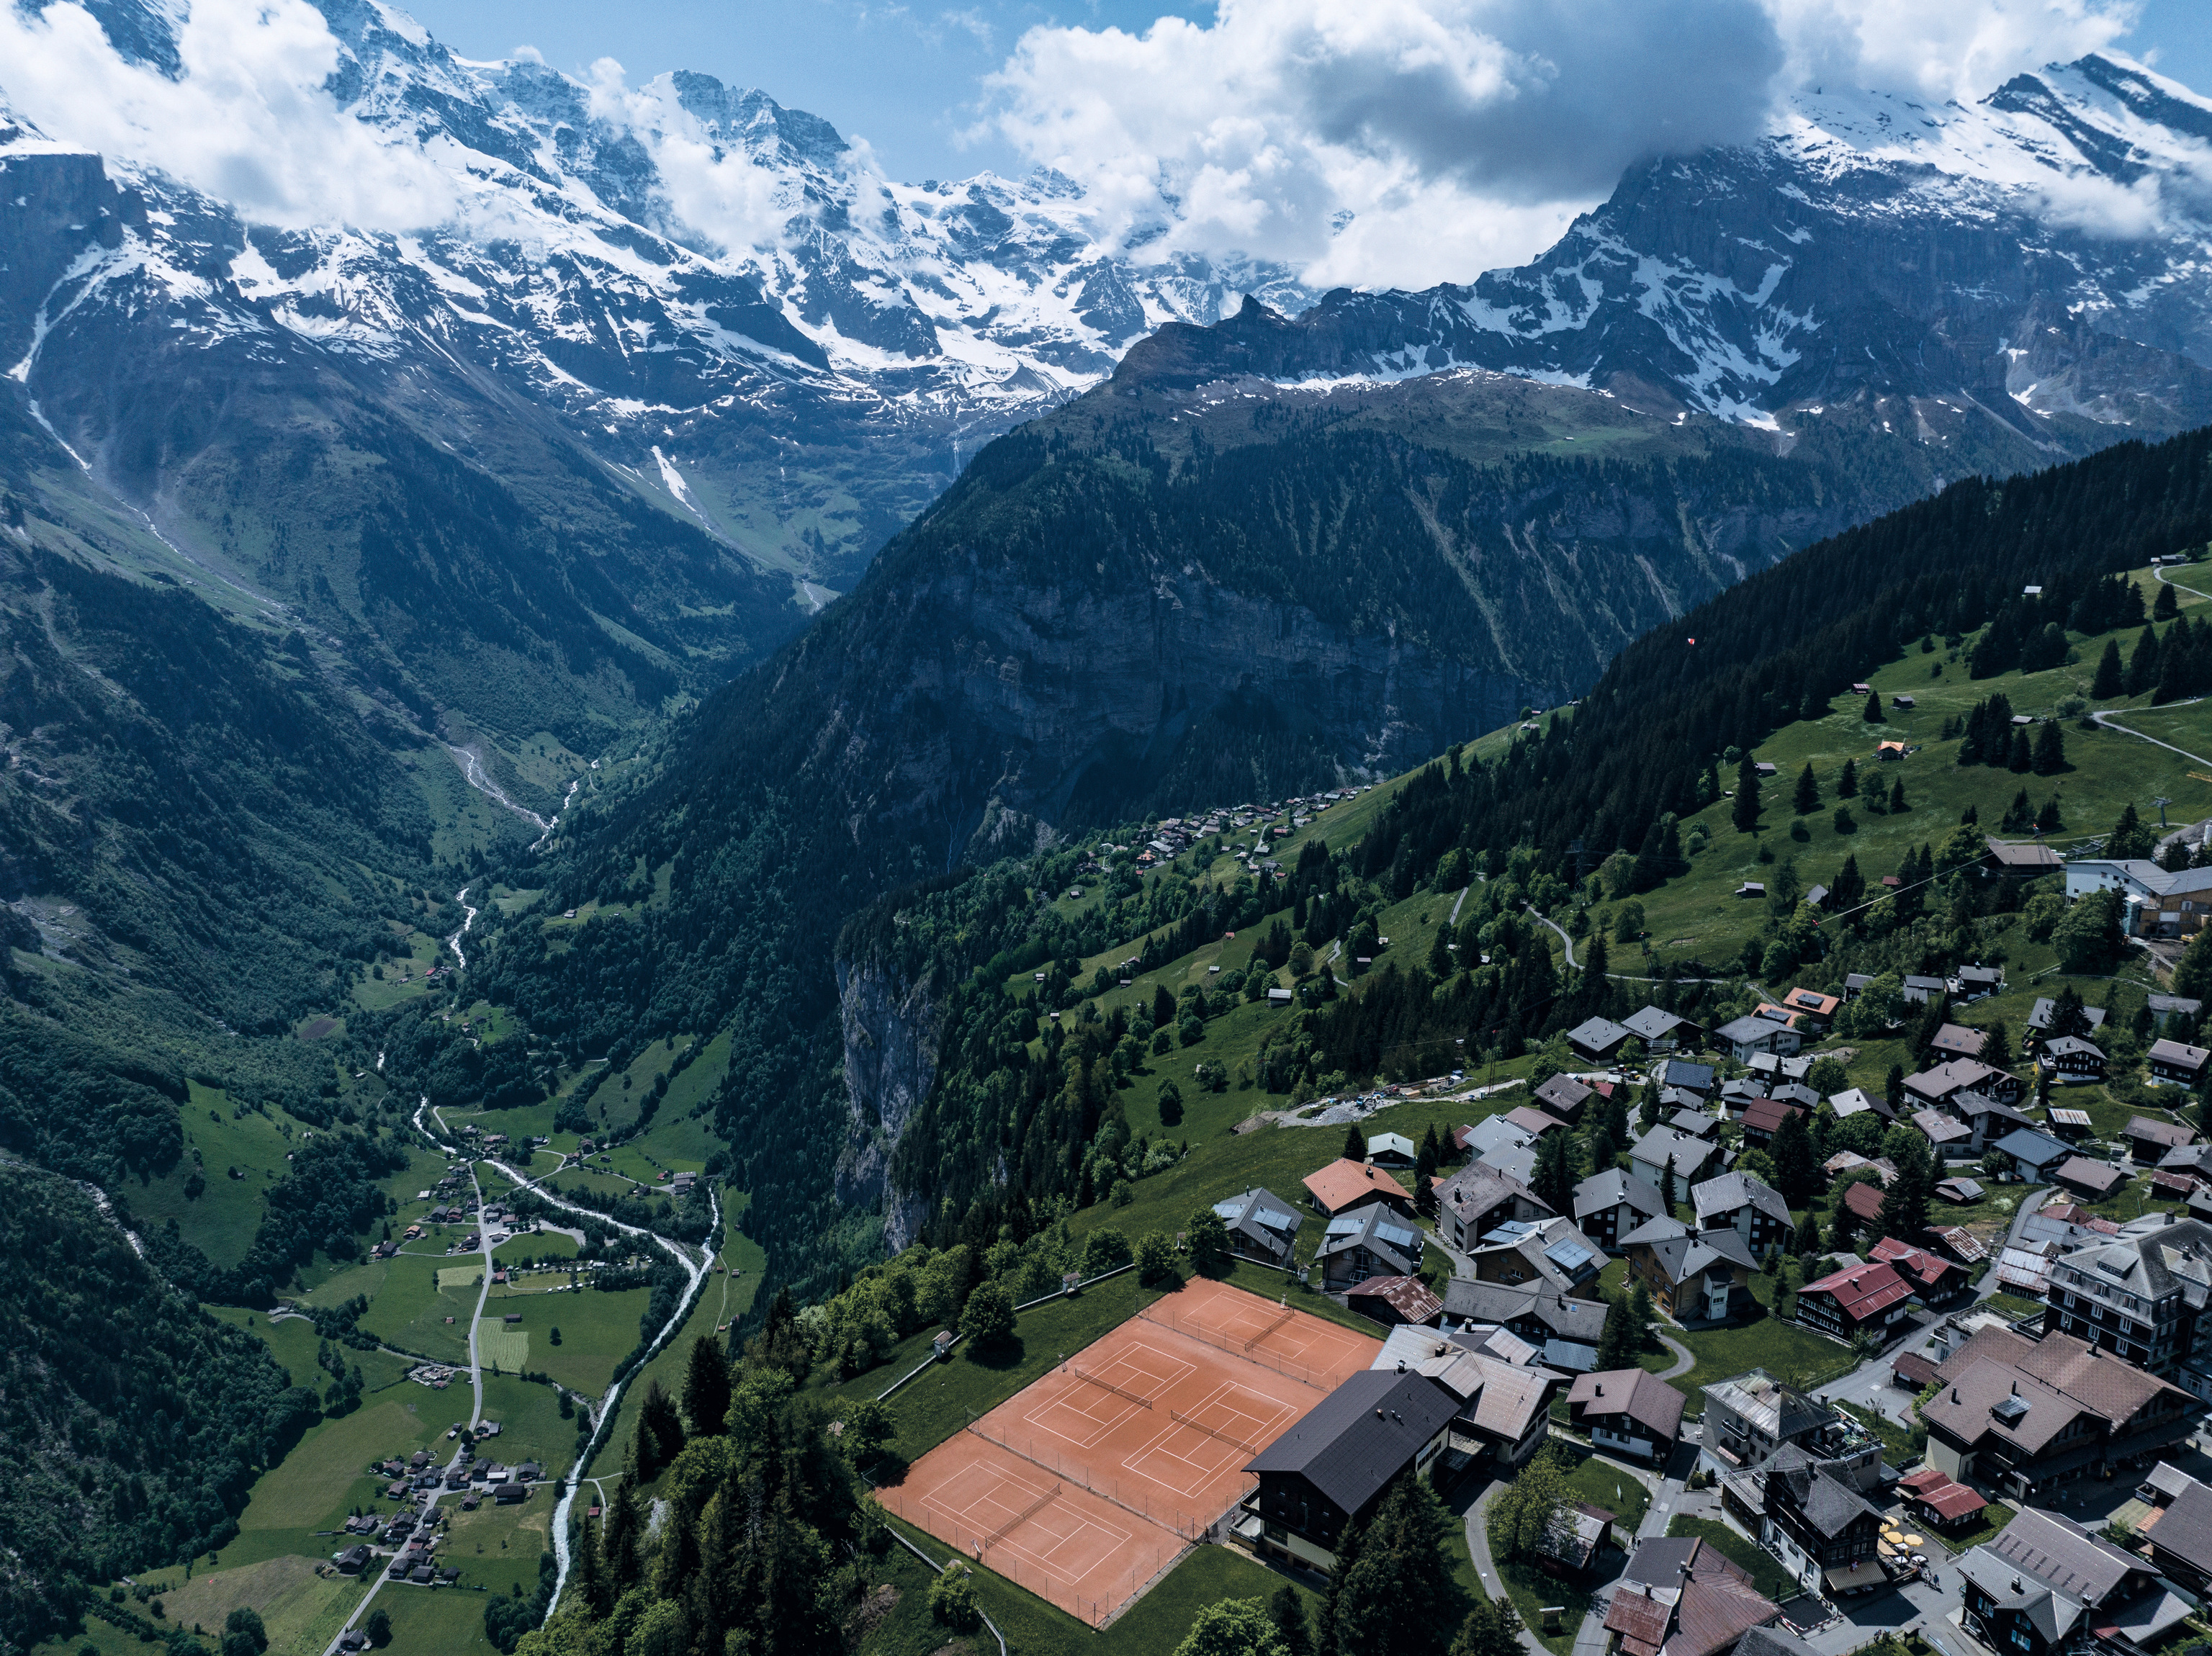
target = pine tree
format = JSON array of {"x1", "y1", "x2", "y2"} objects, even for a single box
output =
[
  {"x1": 1863, "y1": 689, "x2": 1884, "y2": 723},
  {"x1": 2008, "y1": 729, "x2": 2033, "y2": 772},
  {"x1": 1877, "y1": 1151, "x2": 1933, "y2": 1243},
  {"x1": 2032, "y1": 720, "x2": 2065, "y2": 775},
  {"x1": 681, "y1": 1336, "x2": 732, "y2": 1437},
  {"x1": 2036, "y1": 794, "x2": 2065, "y2": 833},
  {"x1": 1343, "y1": 1125, "x2": 1367, "y2": 1161},
  {"x1": 1837, "y1": 757, "x2": 1858, "y2": 798},
  {"x1": 2157, "y1": 582, "x2": 2182, "y2": 621},
  {"x1": 1982, "y1": 1020, "x2": 2014, "y2": 1073},
  {"x1": 603, "y1": 1475, "x2": 643, "y2": 1592},
  {"x1": 2128, "y1": 624, "x2": 2163, "y2": 696},
  {"x1": 1271, "y1": 1585, "x2": 1315, "y2": 1656},
  {"x1": 1793, "y1": 1207, "x2": 1822, "y2": 1256},
  {"x1": 1732, "y1": 756, "x2": 1761, "y2": 834},
  {"x1": 1832, "y1": 854, "x2": 1865, "y2": 909},
  {"x1": 1771, "y1": 1110, "x2": 1817, "y2": 1204},
  {"x1": 2109, "y1": 803, "x2": 2156, "y2": 859},
  {"x1": 1889, "y1": 778, "x2": 1907, "y2": 813},
  {"x1": 1794, "y1": 764, "x2": 1820, "y2": 814},
  {"x1": 1627, "y1": 1279, "x2": 1655, "y2": 1346},
  {"x1": 1595, "y1": 1292, "x2": 1640, "y2": 1370},
  {"x1": 1659, "y1": 1156, "x2": 1678, "y2": 1217},
  {"x1": 1534, "y1": 1129, "x2": 1576, "y2": 1218},
  {"x1": 2092, "y1": 638, "x2": 2125, "y2": 698}
]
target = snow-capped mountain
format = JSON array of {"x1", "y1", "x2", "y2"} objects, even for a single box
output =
[
  {"x1": 1123, "y1": 55, "x2": 2212, "y2": 438},
  {"x1": 1, "y1": 0, "x2": 1310, "y2": 596},
  {"x1": 7, "y1": 0, "x2": 2212, "y2": 779}
]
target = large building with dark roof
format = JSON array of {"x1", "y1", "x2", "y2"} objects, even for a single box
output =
[
  {"x1": 2042, "y1": 1215, "x2": 2212, "y2": 1398},
  {"x1": 1242, "y1": 1367, "x2": 1458, "y2": 1572},
  {"x1": 1440, "y1": 1278, "x2": 1607, "y2": 1372},
  {"x1": 1922, "y1": 1326, "x2": 2195, "y2": 1500},
  {"x1": 1959, "y1": 1506, "x2": 2190, "y2": 1656}
]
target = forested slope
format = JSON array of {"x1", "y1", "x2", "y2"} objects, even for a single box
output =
[{"x1": 0, "y1": 1166, "x2": 307, "y2": 1650}]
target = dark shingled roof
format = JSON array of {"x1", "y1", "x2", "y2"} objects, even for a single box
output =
[
  {"x1": 2149, "y1": 1477, "x2": 2212, "y2": 1575},
  {"x1": 1247, "y1": 1369, "x2": 1459, "y2": 1518}
]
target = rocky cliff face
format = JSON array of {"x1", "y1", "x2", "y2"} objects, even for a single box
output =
[{"x1": 832, "y1": 953, "x2": 946, "y2": 1249}]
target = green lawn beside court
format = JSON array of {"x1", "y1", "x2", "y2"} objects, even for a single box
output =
[{"x1": 871, "y1": 1508, "x2": 1328, "y2": 1656}]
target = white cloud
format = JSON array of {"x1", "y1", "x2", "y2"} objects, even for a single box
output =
[
  {"x1": 1770, "y1": 0, "x2": 2134, "y2": 104},
  {"x1": 983, "y1": 0, "x2": 2144, "y2": 290},
  {"x1": 0, "y1": 0, "x2": 461, "y2": 229}
]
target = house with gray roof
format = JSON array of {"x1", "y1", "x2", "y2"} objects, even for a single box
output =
[
  {"x1": 1434, "y1": 1160, "x2": 1552, "y2": 1253},
  {"x1": 1622, "y1": 1006, "x2": 1700, "y2": 1053},
  {"x1": 1534, "y1": 1072, "x2": 1595, "y2": 1122},
  {"x1": 2146, "y1": 1470, "x2": 2212, "y2": 1591},
  {"x1": 1457, "y1": 1113, "x2": 1535, "y2": 1161},
  {"x1": 1313, "y1": 1204, "x2": 1422, "y2": 1292},
  {"x1": 1211, "y1": 1187, "x2": 1303, "y2": 1267},
  {"x1": 1466, "y1": 1215, "x2": 1606, "y2": 1299},
  {"x1": 1754, "y1": 1442, "x2": 1887, "y2": 1596},
  {"x1": 1621, "y1": 1217, "x2": 1758, "y2": 1322},
  {"x1": 1629, "y1": 1125, "x2": 1720, "y2": 1192},
  {"x1": 1566, "y1": 1015, "x2": 1632, "y2": 1063},
  {"x1": 1995, "y1": 1126, "x2": 2074, "y2": 1182},
  {"x1": 1691, "y1": 1171, "x2": 1793, "y2": 1257},
  {"x1": 1716, "y1": 1013, "x2": 1802, "y2": 1060},
  {"x1": 1439, "y1": 1278, "x2": 1607, "y2": 1372},
  {"x1": 1243, "y1": 1367, "x2": 1458, "y2": 1572},
  {"x1": 2043, "y1": 1216, "x2": 2212, "y2": 1391},
  {"x1": 1478, "y1": 1140, "x2": 1540, "y2": 1186},
  {"x1": 1574, "y1": 1166, "x2": 1667, "y2": 1254},
  {"x1": 1701, "y1": 1370, "x2": 1836, "y2": 1474},
  {"x1": 1368, "y1": 1331, "x2": 1565, "y2": 1468},
  {"x1": 1959, "y1": 1506, "x2": 2188, "y2": 1656},
  {"x1": 1948, "y1": 1089, "x2": 2035, "y2": 1153}
]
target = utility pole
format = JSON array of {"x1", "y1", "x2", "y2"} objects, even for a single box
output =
[{"x1": 2154, "y1": 796, "x2": 2172, "y2": 829}]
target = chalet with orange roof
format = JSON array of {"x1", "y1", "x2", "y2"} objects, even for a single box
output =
[{"x1": 1302, "y1": 1158, "x2": 1416, "y2": 1218}]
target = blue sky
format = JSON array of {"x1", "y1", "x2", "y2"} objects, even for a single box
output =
[
  {"x1": 405, "y1": 1, "x2": 1183, "y2": 179},
  {"x1": 403, "y1": 0, "x2": 2212, "y2": 185}
]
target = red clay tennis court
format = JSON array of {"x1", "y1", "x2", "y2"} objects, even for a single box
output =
[{"x1": 880, "y1": 1279, "x2": 1380, "y2": 1626}]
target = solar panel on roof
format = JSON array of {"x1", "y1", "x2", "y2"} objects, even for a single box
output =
[
  {"x1": 1377, "y1": 1222, "x2": 1419, "y2": 1250},
  {"x1": 1545, "y1": 1238, "x2": 1597, "y2": 1272},
  {"x1": 1324, "y1": 1217, "x2": 1361, "y2": 1238}
]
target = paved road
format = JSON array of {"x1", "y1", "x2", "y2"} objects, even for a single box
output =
[
  {"x1": 1652, "y1": 1333, "x2": 1694, "y2": 1381},
  {"x1": 1464, "y1": 1480, "x2": 1554, "y2": 1656},
  {"x1": 2090, "y1": 704, "x2": 2211, "y2": 771}
]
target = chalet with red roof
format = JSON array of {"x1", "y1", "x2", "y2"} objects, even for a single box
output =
[{"x1": 1795, "y1": 1259, "x2": 1915, "y2": 1341}]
